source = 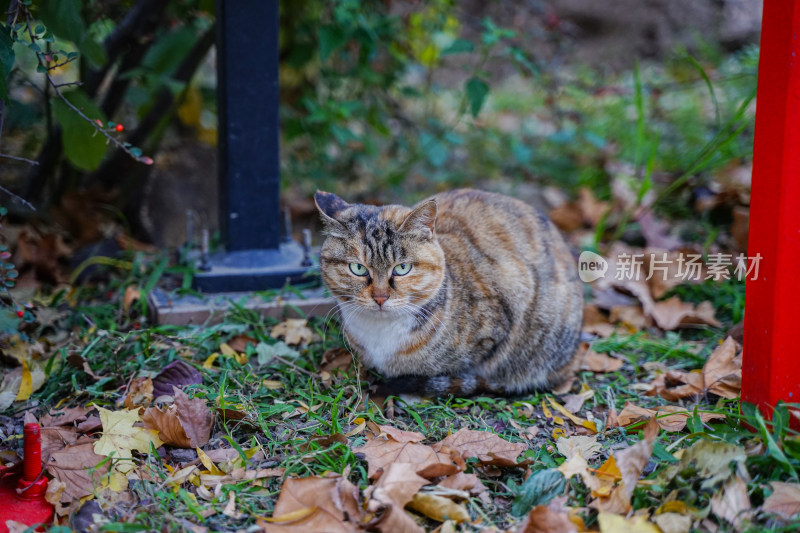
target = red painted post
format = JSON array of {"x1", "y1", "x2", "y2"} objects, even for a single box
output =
[{"x1": 742, "y1": 0, "x2": 800, "y2": 413}]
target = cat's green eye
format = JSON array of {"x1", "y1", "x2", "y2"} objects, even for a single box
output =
[
  {"x1": 393, "y1": 263, "x2": 412, "y2": 276},
  {"x1": 349, "y1": 263, "x2": 368, "y2": 276}
]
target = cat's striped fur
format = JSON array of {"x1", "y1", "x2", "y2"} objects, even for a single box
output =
[{"x1": 315, "y1": 188, "x2": 583, "y2": 397}]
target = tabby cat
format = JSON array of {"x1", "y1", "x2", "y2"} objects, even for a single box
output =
[{"x1": 315, "y1": 188, "x2": 584, "y2": 397}]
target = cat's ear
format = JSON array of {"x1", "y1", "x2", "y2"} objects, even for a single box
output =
[
  {"x1": 399, "y1": 200, "x2": 437, "y2": 239},
  {"x1": 314, "y1": 190, "x2": 351, "y2": 238}
]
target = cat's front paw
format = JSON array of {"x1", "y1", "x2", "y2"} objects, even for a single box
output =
[{"x1": 372, "y1": 379, "x2": 425, "y2": 405}]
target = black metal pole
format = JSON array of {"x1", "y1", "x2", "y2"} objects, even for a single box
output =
[
  {"x1": 216, "y1": 0, "x2": 281, "y2": 251},
  {"x1": 192, "y1": 0, "x2": 315, "y2": 292}
]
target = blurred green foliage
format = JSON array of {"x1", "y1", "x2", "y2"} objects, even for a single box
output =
[
  {"x1": 0, "y1": 0, "x2": 759, "y2": 240},
  {"x1": 278, "y1": 0, "x2": 758, "y2": 218}
]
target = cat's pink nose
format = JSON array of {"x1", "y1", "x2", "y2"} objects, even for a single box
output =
[{"x1": 374, "y1": 294, "x2": 388, "y2": 307}]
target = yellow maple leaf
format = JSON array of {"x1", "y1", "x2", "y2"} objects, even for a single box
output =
[
  {"x1": 101, "y1": 469, "x2": 129, "y2": 492},
  {"x1": 597, "y1": 512, "x2": 661, "y2": 532},
  {"x1": 93, "y1": 406, "x2": 163, "y2": 473},
  {"x1": 15, "y1": 359, "x2": 32, "y2": 401}
]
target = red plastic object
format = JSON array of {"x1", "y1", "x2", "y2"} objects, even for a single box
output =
[
  {"x1": 742, "y1": 0, "x2": 800, "y2": 415},
  {"x1": 0, "y1": 424, "x2": 55, "y2": 532}
]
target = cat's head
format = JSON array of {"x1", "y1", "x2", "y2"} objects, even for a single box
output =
[{"x1": 314, "y1": 191, "x2": 445, "y2": 313}]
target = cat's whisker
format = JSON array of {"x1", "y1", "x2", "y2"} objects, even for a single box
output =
[{"x1": 396, "y1": 301, "x2": 454, "y2": 345}]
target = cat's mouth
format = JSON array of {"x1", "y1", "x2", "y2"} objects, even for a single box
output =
[{"x1": 352, "y1": 299, "x2": 403, "y2": 315}]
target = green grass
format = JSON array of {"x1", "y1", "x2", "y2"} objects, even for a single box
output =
[{"x1": 2, "y1": 263, "x2": 799, "y2": 531}]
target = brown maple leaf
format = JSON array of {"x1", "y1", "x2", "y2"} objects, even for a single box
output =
[
  {"x1": 258, "y1": 475, "x2": 362, "y2": 533},
  {"x1": 432, "y1": 428, "x2": 527, "y2": 467},
  {"x1": 354, "y1": 434, "x2": 458, "y2": 480}
]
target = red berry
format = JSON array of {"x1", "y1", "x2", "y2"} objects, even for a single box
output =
[
  {"x1": 16, "y1": 310, "x2": 24, "y2": 318},
  {"x1": 133, "y1": 322, "x2": 140, "y2": 329},
  {"x1": 115, "y1": 124, "x2": 124, "y2": 132}
]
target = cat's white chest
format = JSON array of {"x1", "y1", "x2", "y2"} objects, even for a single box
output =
[{"x1": 340, "y1": 306, "x2": 414, "y2": 373}]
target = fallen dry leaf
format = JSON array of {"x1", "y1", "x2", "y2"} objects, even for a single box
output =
[
  {"x1": 0, "y1": 367, "x2": 22, "y2": 410},
  {"x1": 609, "y1": 305, "x2": 650, "y2": 330},
  {"x1": 711, "y1": 475, "x2": 751, "y2": 531},
  {"x1": 658, "y1": 440, "x2": 746, "y2": 489},
  {"x1": 548, "y1": 203, "x2": 584, "y2": 232},
  {"x1": 650, "y1": 297, "x2": 721, "y2": 331},
  {"x1": 561, "y1": 385, "x2": 595, "y2": 413},
  {"x1": 597, "y1": 512, "x2": 661, "y2": 532},
  {"x1": 653, "y1": 512, "x2": 692, "y2": 533},
  {"x1": 151, "y1": 360, "x2": 203, "y2": 398},
  {"x1": 556, "y1": 435, "x2": 602, "y2": 461},
  {"x1": 123, "y1": 285, "x2": 141, "y2": 313},
  {"x1": 557, "y1": 454, "x2": 591, "y2": 483},
  {"x1": 15, "y1": 227, "x2": 71, "y2": 284},
  {"x1": 223, "y1": 491, "x2": 244, "y2": 519},
  {"x1": 638, "y1": 212, "x2": 683, "y2": 251},
  {"x1": 93, "y1": 406, "x2": 164, "y2": 472},
  {"x1": 173, "y1": 387, "x2": 214, "y2": 446},
  {"x1": 407, "y1": 492, "x2": 470, "y2": 523},
  {"x1": 582, "y1": 350, "x2": 624, "y2": 373},
  {"x1": 364, "y1": 463, "x2": 428, "y2": 533},
  {"x1": 320, "y1": 347, "x2": 354, "y2": 373},
  {"x1": 517, "y1": 504, "x2": 578, "y2": 533},
  {"x1": 46, "y1": 440, "x2": 109, "y2": 502},
  {"x1": 271, "y1": 319, "x2": 314, "y2": 346},
  {"x1": 644, "y1": 250, "x2": 702, "y2": 299},
  {"x1": 437, "y1": 472, "x2": 487, "y2": 495},
  {"x1": 259, "y1": 475, "x2": 362, "y2": 533},
  {"x1": 40, "y1": 425, "x2": 81, "y2": 460},
  {"x1": 433, "y1": 428, "x2": 526, "y2": 467},
  {"x1": 199, "y1": 467, "x2": 284, "y2": 486},
  {"x1": 731, "y1": 206, "x2": 749, "y2": 252},
  {"x1": 227, "y1": 334, "x2": 258, "y2": 353},
  {"x1": 40, "y1": 406, "x2": 92, "y2": 427},
  {"x1": 577, "y1": 187, "x2": 610, "y2": 227},
  {"x1": 547, "y1": 397, "x2": 598, "y2": 433},
  {"x1": 366, "y1": 462, "x2": 429, "y2": 507},
  {"x1": 76, "y1": 415, "x2": 102, "y2": 433},
  {"x1": 591, "y1": 418, "x2": 658, "y2": 514},
  {"x1": 648, "y1": 337, "x2": 741, "y2": 401},
  {"x1": 44, "y1": 477, "x2": 68, "y2": 516},
  {"x1": 702, "y1": 337, "x2": 742, "y2": 399},
  {"x1": 582, "y1": 305, "x2": 617, "y2": 338},
  {"x1": 123, "y1": 377, "x2": 154, "y2": 409},
  {"x1": 647, "y1": 370, "x2": 705, "y2": 401},
  {"x1": 615, "y1": 402, "x2": 725, "y2": 432},
  {"x1": 762, "y1": 481, "x2": 800, "y2": 520},
  {"x1": 371, "y1": 423, "x2": 425, "y2": 443},
  {"x1": 355, "y1": 433, "x2": 459, "y2": 480}
]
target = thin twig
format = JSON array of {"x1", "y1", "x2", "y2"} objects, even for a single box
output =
[
  {"x1": 51, "y1": 81, "x2": 83, "y2": 89},
  {"x1": 0, "y1": 152, "x2": 39, "y2": 165},
  {"x1": 20, "y1": 5, "x2": 151, "y2": 165},
  {"x1": 0, "y1": 181, "x2": 35, "y2": 210},
  {"x1": 46, "y1": 57, "x2": 79, "y2": 70}
]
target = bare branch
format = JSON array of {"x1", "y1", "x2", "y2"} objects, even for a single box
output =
[
  {"x1": 0, "y1": 153, "x2": 39, "y2": 165},
  {"x1": 21, "y1": 5, "x2": 152, "y2": 165},
  {"x1": 46, "y1": 57, "x2": 79, "y2": 70},
  {"x1": 0, "y1": 175, "x2": 37, "y2": 210},
  {"x1": 51, "y1": 81, "x2": 83, "y2": 89}
]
